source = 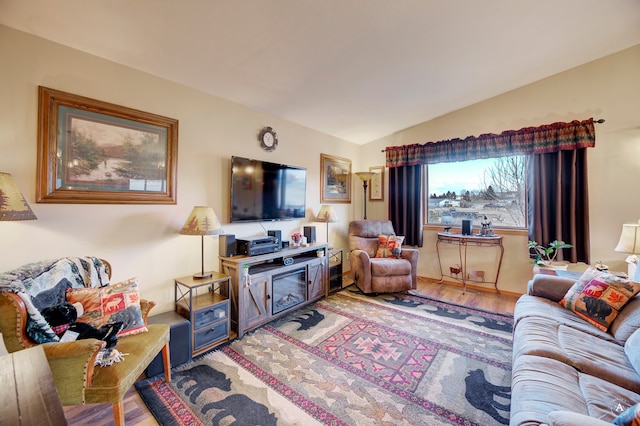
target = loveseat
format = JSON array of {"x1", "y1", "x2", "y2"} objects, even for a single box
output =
[
  {"x1": 510, "y1": 269, "x2": 640, "y2": 426},
  {"x1": 0, "y1": 256, "x2": 170, "y2": 426}
]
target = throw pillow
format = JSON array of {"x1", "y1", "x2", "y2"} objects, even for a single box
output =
[
  {"x1": 389, "y1": 235, "x2": 404, "y2": 258},
  {"x1": 559, "y1": 267, "x2": 640, "y2": 332},
  {"x1": 613, "y1": 402, "x2": 640, "y2": 426},
  {"x1": 375, "y1": 234, "x2": 390, "y2": 258},
  {"x1": 66, "y1": 278, "x2": 147, "y2": 337}
]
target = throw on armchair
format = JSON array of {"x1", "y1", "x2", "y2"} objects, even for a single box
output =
[
  {"x1": 0, "y1": 256, "x2": 170, "y2": 426},
  {"x1": 348, "y1": 220, "x2": 419, "y2": 294}
]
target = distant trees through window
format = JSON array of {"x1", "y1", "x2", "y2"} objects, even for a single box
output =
[{"x1": 427, "y1": 156, "x2": 526, "y2": 229}]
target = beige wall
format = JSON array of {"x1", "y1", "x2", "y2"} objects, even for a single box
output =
[
  {"x1": 363, "y1": 44, "x2": 640, "y2": 293},
  {"x1": 2, "y1": 23, "x2": 639, "y2": 307},
  {"x1": 0, "y1": 25, "x2": 361, "y2": 313}
]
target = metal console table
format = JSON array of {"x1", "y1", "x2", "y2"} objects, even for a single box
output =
[{"x1": 436, "y1": 232, "x2": 504, "y2": 294}]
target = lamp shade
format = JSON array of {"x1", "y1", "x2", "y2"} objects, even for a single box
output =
[
  {"x1": 316, "y1": 205, "x2": 338, "y2": 223},
  {"x1": 179, "y1": 206, "x2": 222, "y2": 236},
  {"x1": 355, "y1": 171, "x2": 375, "y2": 182},
  {"x1": 615, "y1": 221, "x2": 640, "y2": 254},
  {"x1": 0, "y1": 172, "x2": 37, "y2": 221}
]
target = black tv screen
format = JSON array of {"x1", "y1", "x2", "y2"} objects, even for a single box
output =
[{"x1": 230, "y1": 156, "x2": 307, "y2": 223}]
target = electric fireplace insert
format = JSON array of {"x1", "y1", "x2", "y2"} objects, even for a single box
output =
[{"x1": 272, "y1": 267, "x2": 306, "y2": 315}]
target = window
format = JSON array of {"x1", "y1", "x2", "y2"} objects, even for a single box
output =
[{"x1": 427, "y1": 155, "x2": 527, "y2": 229}]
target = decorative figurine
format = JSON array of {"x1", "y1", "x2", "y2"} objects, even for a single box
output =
[{"x1": 479, "y1": 215, "x2": 494, "y2": 237}]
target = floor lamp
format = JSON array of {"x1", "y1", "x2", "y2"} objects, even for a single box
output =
[
  {"x1": 180, "y1": 206, "x2": 223, "y2": 279},
  {"x1": 315, "y1": 205, "x2": 338, "y2": 249},
  {"x1": 355, "y1": 172, "x2": 375, "y2": 220},
  {"x1": 0, "y1": 172, "x2": 37, "y2": 221}
]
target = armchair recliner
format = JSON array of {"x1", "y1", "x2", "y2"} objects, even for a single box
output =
[
  {"x1": 0, "y1": 257, "x2": 170, "y2": 426},
  {"x1": 348, "y1": 220, "x2": 419, "y2": 294}
]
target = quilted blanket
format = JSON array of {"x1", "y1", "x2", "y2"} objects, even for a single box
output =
[{"x1": 0, "y1": 256, "x2": 110, "y2": 343}]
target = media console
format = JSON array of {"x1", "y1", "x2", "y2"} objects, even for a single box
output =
[{"x1": 219, "y1": 243, "x2": 329, "y2": 338}]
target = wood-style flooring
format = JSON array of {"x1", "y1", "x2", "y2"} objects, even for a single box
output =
[{"x1": 62, "y1": 278, "x2": 519, "y2": 425}]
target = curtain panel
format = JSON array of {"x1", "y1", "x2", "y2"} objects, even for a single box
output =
[
  {"x1": 388, "y1": 165, "x2": 424, "y2": 247},
  {"x1": 385, "y1": 118, "x2": 595, "y2": 167}
]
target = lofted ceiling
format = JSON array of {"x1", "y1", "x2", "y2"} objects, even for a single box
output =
[{"x1": 1, "y1": 0, "x2": 639, "y2": 144}]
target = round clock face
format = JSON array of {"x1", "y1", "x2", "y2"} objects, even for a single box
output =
[
  {"x1": 259, "y1": 127, "x2": 278, "y2": 151},
  {"x1": 263, "y1": 132, "x2": 274, "y2": 147}
]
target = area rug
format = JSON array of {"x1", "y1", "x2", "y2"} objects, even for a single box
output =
[{"x1": 136, "y1": 286, "x2": 513, "y2": 425}]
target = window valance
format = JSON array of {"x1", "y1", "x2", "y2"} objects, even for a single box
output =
[{"x1": 385, "y1": 118, "x2": 595, "y2": 167}]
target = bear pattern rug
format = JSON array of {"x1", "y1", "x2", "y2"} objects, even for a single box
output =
[{"x1": 136, "y1": 286, "x2": 513, "y2": 425}]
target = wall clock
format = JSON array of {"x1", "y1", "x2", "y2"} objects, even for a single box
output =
[{"x1": 258, "y1": 126, "x2": 278, "y2": 152}]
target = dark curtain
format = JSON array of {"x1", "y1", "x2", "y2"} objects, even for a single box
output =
[
  {"x1": 388, "y1": 165, "x2": 424, "y2": 247},
  {"x1": 527, "y1": 148, "x2": 590, "y2": 263}
]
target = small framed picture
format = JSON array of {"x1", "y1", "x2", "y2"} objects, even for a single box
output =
[
  {"x1": 369, "y1": 166, "x2": 384, "y2": 201},
  {"x1": 320, "y1": 154, "x2": 351, "y2": 203}
]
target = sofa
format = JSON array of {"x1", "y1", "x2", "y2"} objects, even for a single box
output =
[
  {"x1": 348, "y1": 219, "x2": 419, "y2": 294},
  {"x1": 0, "y1": 256, "x2": 170, "y2": 426},
  {"x1": 510, "y1": 269, "x2": 640, "y2": 426}
]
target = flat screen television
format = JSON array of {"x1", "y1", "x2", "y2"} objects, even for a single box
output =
[{"x1": 230, "y1": 156, "x2": 307, "y2": 223}]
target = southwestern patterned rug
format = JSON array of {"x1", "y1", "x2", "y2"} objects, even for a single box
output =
[{"x1": 136, "y1": 286, "x2": 513, "y2": 425}]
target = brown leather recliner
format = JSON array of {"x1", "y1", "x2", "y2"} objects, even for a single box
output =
[{"x1": 348, "y1": 220, "x2": 419, "y2": 294}]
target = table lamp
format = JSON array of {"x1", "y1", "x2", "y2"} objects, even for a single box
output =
[
  {"x1": 315, "y1": 205, "x2": 338, "y2": 249},
  {"x1": 180, "y1": 206, "x2": 222, "y2": 279},
  {"x1": 614, "y1": 220, "x2": 640, "y2": 278},
  {"x1": 355, "y1": 172, "x2": 375, "y2": 220},
  {"x1": 0, "y1": 172, "x2": 37, "y2": 221}
]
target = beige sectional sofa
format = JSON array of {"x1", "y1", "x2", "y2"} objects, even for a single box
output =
[{"x1": 510, "y1": 272, "x2": 640, "y2": 426}]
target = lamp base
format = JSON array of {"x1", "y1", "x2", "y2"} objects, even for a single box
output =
[{"x1": 193, "y1": 271, "x2": 212, "y2": 279}]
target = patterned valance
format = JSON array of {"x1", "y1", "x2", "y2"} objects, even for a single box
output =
[{"x1": 385, "y1": 118, "x2": 596, "y2": 167}]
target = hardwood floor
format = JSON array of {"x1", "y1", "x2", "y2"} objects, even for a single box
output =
[
  {"x1": 63, "y1": 278, "x2": 519, "y2": 425},
  {"x1": 414, "y1": 278, "x2": 519, "y2": 316}
]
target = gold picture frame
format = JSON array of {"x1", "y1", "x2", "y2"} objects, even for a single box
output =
[
  {"x1": 369, "y1": 166, "x2": 384, "y2": 201},
  {"x1": 320, "y1": 154, "x2": 351, "y2": 203},
  {"x1": 37, "y1": 86, "x2": 178, "y2": 204}
]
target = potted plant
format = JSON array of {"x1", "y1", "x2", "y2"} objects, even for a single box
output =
[{"x1": 528, "y1": 240, "x2": 573, "y2": 269}]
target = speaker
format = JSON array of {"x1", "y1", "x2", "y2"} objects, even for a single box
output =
[
  {"x1": 268, "y1": 230, "x2": 282, "y2": 247},
  {"x1": 303, "y1": 226, "x2": 316, "y2": 243},
  {"x1": 219, "y1": 234, "x2": 236, "y2": 257},
  {"x1": 146, "y1": 311, "x2": 191, "y2": 377},
  {"x1": 461, "y1": 220, "x2": 472, "y2": 236}
]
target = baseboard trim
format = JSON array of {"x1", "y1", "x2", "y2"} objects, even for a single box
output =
[{"x1": 417, "y1": 275, "x2": 521, "y2": 297}]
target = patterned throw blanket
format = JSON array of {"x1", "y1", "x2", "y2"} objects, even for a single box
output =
[{"x1": 0, "y1": 256, "x2": 110, "y2": 343}]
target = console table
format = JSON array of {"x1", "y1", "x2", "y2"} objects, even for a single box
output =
[
  {"x1": 436, "y1": 232, "x2": 504, "y2": 294},
  {"x1": 220, "y1": 243, "x2": 328, "y2": 338}
]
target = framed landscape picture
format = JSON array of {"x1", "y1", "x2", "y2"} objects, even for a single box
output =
[
  {"x1": 37, "y1": 86, "x2": 178, "y2": 204},
  {"x1": 369, "y1": 166, "x2": 384, "y2": 201},
  {"x1": 320, "y1": 154, "x2": 351, "y2": 203}
]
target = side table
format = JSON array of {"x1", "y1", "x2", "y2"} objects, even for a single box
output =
[
  {"x1": 175, "y1": 272, "x2": 232, "y2": 356},
  {"x1": 328, "y1": 249, "x2": 344, "y2": 293},
  {"x1": 1, "y1": 345, "x2": 67, "y2": 425}
]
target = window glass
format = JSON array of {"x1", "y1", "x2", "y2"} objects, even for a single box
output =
[{"x1": 427, "y1": 156, "x2": 526, "y2": 229}]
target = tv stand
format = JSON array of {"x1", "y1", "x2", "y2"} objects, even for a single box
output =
[{"x1": 219, "y1": 243, "x2": 328, "y2": 338}]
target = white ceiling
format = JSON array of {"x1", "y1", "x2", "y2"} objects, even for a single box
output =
[{"x1": 1, "y1": 0, "x2": 639, "y2": 144}]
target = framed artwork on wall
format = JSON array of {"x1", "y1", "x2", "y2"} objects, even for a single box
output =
[
  {"x1": 320, "y1": 154, "x2": 351, "y2": 203},
  {"x1": 36, "y1": 86, "x2": 178, "y2": 204},
  {"x1": 369, "y1": 166, "x2": 384, "y2": 201}
]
